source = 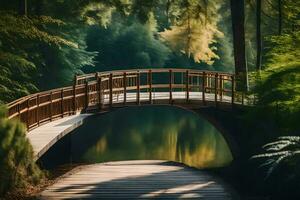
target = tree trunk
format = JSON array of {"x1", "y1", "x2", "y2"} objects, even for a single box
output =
[
  {"x1": 256, "y1": 0, "x2": 262, "y2": 71},
  {"x1": 230, "y1": 0, "x2": 248, "y2": 91},
  {"x1": 278, "y1": 0, "x2": 282, "y2": 35},
  {"x1": 35, "y1": 0, "x2": 45, "y2": 16},
  {"x1": 19, "y1": 0, "x2": 27, "y2": 15}
]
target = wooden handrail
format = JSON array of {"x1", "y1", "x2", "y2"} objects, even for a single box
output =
[{"x1": 6, "y1": 68, "x2": 239, "y2": 132}]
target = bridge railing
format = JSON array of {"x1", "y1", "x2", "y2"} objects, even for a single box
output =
[{"x1": 7, "y1": 68, "x2": 243, "y2": 131}]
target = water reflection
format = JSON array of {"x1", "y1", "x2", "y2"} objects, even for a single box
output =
[{"x1": 70, "y1": 105, "x2": 233, "y2": 169}]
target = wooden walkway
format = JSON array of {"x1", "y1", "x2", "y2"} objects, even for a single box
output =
[
  {"x1": 27, "y1": 114, "x2": 91, "y2": 159},
  {"x1": 40, "y1": 160, "x2": 234, "y2": 199}
]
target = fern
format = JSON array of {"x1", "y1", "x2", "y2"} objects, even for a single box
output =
[{"x1": 252, "y1": 136, "x2": 300, "y2": 180}]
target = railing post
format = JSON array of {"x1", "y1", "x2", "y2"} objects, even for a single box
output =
[
  {"x1": 219, "y1": 75, "x2": 223, "y2": 102},
  {"x1": 148, "y1": 70, "x2": 152, "y2": 103},
  {"x1": 109, "y1": 73, "x2": 113, "y2": 107},
  {"x1": 36, "y1": 95, "x2": 39, "y2": 126},
  {"x1": 202, "y1": 72, "x2": 206, "y2": 105},
  {"x1": 26, "y1": 98, "x2": 30, "y2": 129},
  {"x1": 73, "y1": 75, "x2": 77, "y2": 114},
  {"x1": 242, "y1": 93, "x2": 245, "y2": 105},
  {"x1": 85, "y1": 81, "x2": 89, "y2": 111},
  {"x1": 208, "y1": 74, "x2": 211, "y2": 93},
  {"x1": 123, "y1": 72, "x2": 127, "y2": 105},
  {"x1": 136, "y1": 71, "x2": 140, "y2": 105},
  {"x1": 186, "y1": 70, "x2": 189, "y2": 102},
  {"x1": 96, "y1": 73, "x2": 102, "y2": 109},
  {"x1": 61, "y1": 89, "x2": 64, "y2": 117},
  {"x1": 169, "y1": 69, "x2": 173, "y2": 103},
  {"x1": 50, "y1": 91, "x2": 53, "y2": 121},
  {"x1": 215, "y1": 73, "x2": 218, "y2": 107},
  {"x1": 231, "y1": 75, "x2": 235, "y2": 105},
  {"x1": 17, "y1": 103, "x2": 20, "y2": 119}
]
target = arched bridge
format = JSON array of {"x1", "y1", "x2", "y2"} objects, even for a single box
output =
[
  {"x1": 7, "y1": 68, "x2": 245, "y2": 159},
  {"x1": 6, "y1": 68, "x2": 245, "y2": 199}
]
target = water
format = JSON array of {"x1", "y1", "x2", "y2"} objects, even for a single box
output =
[{"x1": 39, "y1": 105, "x2": 233, "y2": 170}]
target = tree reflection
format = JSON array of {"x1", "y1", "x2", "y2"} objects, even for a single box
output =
[{"x1": 72, "y1": 106, "x2": 233, "y2": 169}]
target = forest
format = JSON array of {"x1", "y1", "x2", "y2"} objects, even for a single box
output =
[{"x1": 0, "y1": 0, "x2": 299, "y2": 199}]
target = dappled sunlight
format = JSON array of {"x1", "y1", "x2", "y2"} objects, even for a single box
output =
[
  {"x1": 41, "y1": 160, "x2": 232, "y2": 199},
  {"x1": 140, "y1": 181, "x2": 214, "y2": 198}
]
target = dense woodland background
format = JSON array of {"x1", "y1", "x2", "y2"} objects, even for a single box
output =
[{"x1": 0, "y1": 0, "x2": 299, "y2": 199}]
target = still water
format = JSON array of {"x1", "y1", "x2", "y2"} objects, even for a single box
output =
[{"x1": 39, "y1": 106, "x2": 233, "y2": 169}]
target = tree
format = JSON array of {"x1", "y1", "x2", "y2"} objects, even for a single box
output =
[
  {"x1": 278, "y1": 0, "x2": 282, "y2": 35},
  {"x1": 0, "y1": 1, "x2": 97, "y2": 102},
  {"x1": 0, "y1": 106, "x2": 44, "y2": 195},
  {"x1": 230, "y1": 0, "x2": 248, "y2": 90},
  {"x1": 256, "y1": 0, "x2": 262, "y2": 71},
  {"x1": 19, "y1": 0, "x2": 27, "y2": 15},
  {"x1": 159, "y1": 0, "x2": 224, "y2": 65}
]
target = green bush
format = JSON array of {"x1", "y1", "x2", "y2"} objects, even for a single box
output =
[{"x1": 0, "y1": 106, "x2": 44, "y2": 196}]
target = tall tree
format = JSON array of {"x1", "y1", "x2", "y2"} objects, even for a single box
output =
[
  {"x1": 278, "y1": 0, "x2": 282, "y2": 35},
  {"x1": 19, "y1": 0, "x2": 27, "y2": 15},
  {"x1": 230, "y1": 0, "x2": 248, "y2": 90},
  {"x1": 256, "y1": 0, "x2": 262, "y2": 71}
]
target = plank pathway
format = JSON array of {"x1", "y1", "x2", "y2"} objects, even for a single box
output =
[
  {"x1": 27, "y1": 91, "x2": 233, "y2": 159},
  {"x1": 40, "y1": 160, "x2": 234, "y2": 199}
]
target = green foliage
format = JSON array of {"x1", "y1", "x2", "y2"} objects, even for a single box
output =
[
  {"x1": 245, "y1": 30, "x2": 300, "y2": 199},
  {"x1": 85, "y1": 15, "x2": 170, "y2": 72},
  {"x1": 251, "y1": 136, "x2": 300, "y2": 197},
  {"x1": 36, "y1": 24, "x2": 97, "y2": 89},
  {"x1": 0, "y1": 12, "x2": 75, "y2": 103},
  {"x1": 251, "y1": 31, "x2": 300, "y2": 133},
  {"x1": 0, "y1": 12, "x2": 77, "y2": 47},
  {"x1": 0, "y1": 12, "x2": 96, "y2": 102},
  {"x1": 0, "y1": 106, "x2": 44, "y2": 196},
  {"x1": 252, "y1": 136, "x2": 300, "y2": 178}
]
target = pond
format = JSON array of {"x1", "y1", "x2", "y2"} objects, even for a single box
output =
[{"x1": 38, "y1": 105, "x2": 233, "y2": 170}]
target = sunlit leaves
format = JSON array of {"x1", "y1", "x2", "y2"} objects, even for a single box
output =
[
  {"x1": 159, "y1": 0, "x2": 224, "y2": 64},
  {"x1": 80, "y1": 2, "x2": 116, "y2": 28},
  {"x1": 0, "y1": 12, "x2": 78, "y2": 48}
]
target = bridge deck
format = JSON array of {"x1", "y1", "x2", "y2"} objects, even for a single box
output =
[
  {"x1": 40, "y1": 160, "x2": 234, "y2": 199},
  {"x1": 103, "y1": 91, "x2": 232, "y2": 104},
  {"x1": 27, "y1": 114, "x2": 91, "y2": 159},
  {"x1": 27, "y1": 91, "x2": 233, "y2": 159}
]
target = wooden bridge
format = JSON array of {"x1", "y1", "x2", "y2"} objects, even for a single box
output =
[
  {"x1": 7, "y1": 68, "x2": 243, "y2": 131},
  {"x1": 6, "y1": 68, "x2": 242, "y2": 199},
  {"x1": 7, "y1": 68, "x2": 244, "y2": 159}
]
